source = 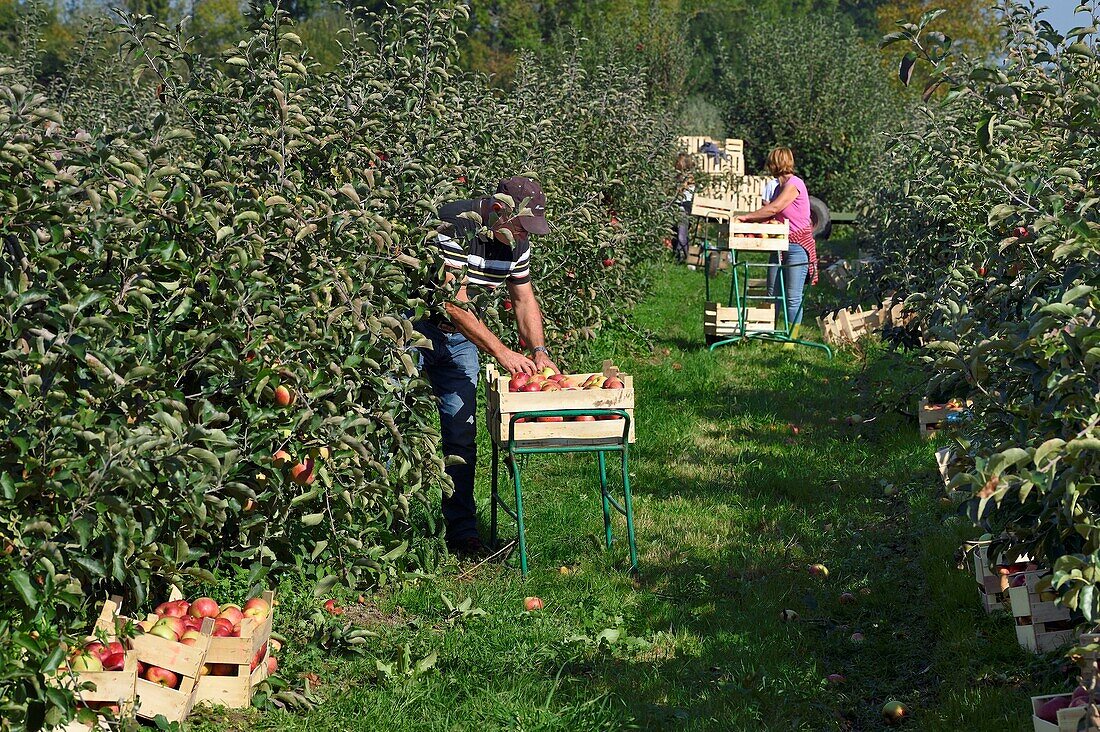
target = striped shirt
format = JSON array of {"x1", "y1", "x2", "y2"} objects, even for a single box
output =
[{"x1": 437, "y1": 198, "x2": 531, "y2": 289}]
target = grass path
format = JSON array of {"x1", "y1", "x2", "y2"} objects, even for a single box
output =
[{"x1": 193, "y1": 262, "x2": 1055, "y2": 731}]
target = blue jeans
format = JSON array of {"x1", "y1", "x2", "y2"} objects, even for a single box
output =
[
  {"x1": 414, "y1": 321, "x2": 480, "y2": 542},
  {"x1": 766, "y1": 244, "x2": 809, "y2": 326}
]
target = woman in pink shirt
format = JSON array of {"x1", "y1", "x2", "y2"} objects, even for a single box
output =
[{"x1": 734, "y1": 147, "x2": 818, "y2": 338}]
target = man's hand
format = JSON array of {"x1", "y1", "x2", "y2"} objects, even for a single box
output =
[
  {"x1": 498, "y1": 349, "x2": 538, "y2": 376},
  {"x1": 533, "y1": 350, "x2": 558, "y2": 374}
]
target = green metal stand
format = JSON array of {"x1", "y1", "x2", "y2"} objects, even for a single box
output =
[
  {"x1": 703, "y1": 248, "x2": 833, "y2": 358},
  {"x1": 490, "y1": 408, "x2": 638, "y2": 577}
]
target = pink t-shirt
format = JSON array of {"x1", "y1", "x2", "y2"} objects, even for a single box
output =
[{"x1": 774, "y1": 175, "x2": 811, "y2": 233}]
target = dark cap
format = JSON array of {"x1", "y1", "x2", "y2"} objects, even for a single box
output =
[{"x1": 496, "y1": 176, "x2": 549, "y2": 235}]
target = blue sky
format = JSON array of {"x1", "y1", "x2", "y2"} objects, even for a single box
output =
[{"x1": 1039, "y1": 3, "x2": 1093, "y2": 33}]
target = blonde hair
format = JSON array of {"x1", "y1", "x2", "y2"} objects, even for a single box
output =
[
  {"x1": 766, "y1": 147, "x2": 795, "y2": 176},
  {"x1": 675, "y1": 152, "x2": 694, "y2": 172}
]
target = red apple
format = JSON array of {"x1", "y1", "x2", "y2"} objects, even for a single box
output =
[
  {"x1": 218, "y1": 605, "x2": 244, "y2": 627},
  {"x1": 266, "y1": 655, "x2": 278, "y2": 675},
  {"x1": 180, "y1": 630, "x2": 203, "y2": 643},
  {"x1": 101, "y1": 652, "x2": 126, "y2": 671},
  {"x1": 208, "y1": 663, "x2": 237, "y2": 676},
  {"x1": 82, "y1": 641, "x2": 107, "y2": 661},
  {"x1": 521, "y1": 383, "x2": 541, "y2": 392},
  {"x1": 272, "y1": 449, "x2": 293, "y2": 468},
  {"x1": 602, "y1": 377, "x2": 624, "y2": 389},
  {"x1": 839, "y1": 592, "x2": 856, "y2": 605},
  {"x1": 540, "y1": 382, "x2": 560, "y2": 391},
  {"x1": 154, "y1": 616, "x2": 186, "y2": 638},
  {"x1": 273, "y1": 385, "x2": 294, "y2": 407},
  {"x1": 602, "y1": 258, "x2": 615, "y2": 267},
  {"x1": 104, "y1": 641, "x2": 125, "y2": 657},
  {"x1": 524, "y1": 596, "x2": 544, "y2": 611},
  {"x1": 809, "y1": 563, "x2": 829, "y2": 578},
  {"x1": 537, "y1": 416, "x2": 564, "y2": 422},
  {"x1": 290, "y1": 458, "x2": 316, "y2": 485},
  {"x1": 243, "y1": 597, "x2": 271, "y2": 620},
  {"x1": 575, "y1": 415, "x2": 597, "y2": 422},
  {"x1": 213, "y1": 617, "x2": 234, "y2": 635},
  {"x1": 1038, "y1": 695, "x2": 1071, "y2": 723},
  {"x1": 323, "y1": 599, "x2": 343, "y2": 615},
  {"x1": 826, "y1": 673, "x2": 846, "y2": 684},
  {"x1": 189, "y1": 597, "x2": 219, "y2": 618},
  {"x1": 144, "y1": 666, "x2": 178, "y2": 688}
]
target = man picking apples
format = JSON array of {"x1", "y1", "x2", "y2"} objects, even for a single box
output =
[{"x1": 416, "y1": 176, "x2": 557, "y2": 559}]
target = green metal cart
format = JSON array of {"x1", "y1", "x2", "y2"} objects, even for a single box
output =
[
  {"x1": 703, "y1": 247, "x2": 832, "y2": 357},
  {"x1": 488, "y1": 408, "x2": 638, "y2": 577}
]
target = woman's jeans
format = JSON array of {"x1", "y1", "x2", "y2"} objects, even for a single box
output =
[
  {"x1": 414, "y1": 320, "x2": 480, "y2": 542},
  {"x1": 766, "y1": 244, "x2": 809, "y2": 327}
]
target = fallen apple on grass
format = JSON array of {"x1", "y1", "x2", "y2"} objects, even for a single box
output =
[
  {"x1": 323, "y1": 599, "x2": 344, "y2": 615},
  {"x1": 826, "y1": 674, "x2": 846, "y2": 684},
  {"x1": 808, "y1": 563, "x2": 829, "y2": 579},
  {"x1": 524, "y1": 597, "x2": 544, "y2": 611},
  {"x1": 881, "y1": 700, "x2": 906, "y2": 724}
]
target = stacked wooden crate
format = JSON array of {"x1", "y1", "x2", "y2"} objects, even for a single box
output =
[
  {"x1": 816, "y1": 298, "x2": 905, "y2": 346},
  {"x1": 1009, "y1": 572, "x2": 1076, "y2": 653},
  {"x1": 703, "y1": 303, "x2": 775, "y2": 341}
]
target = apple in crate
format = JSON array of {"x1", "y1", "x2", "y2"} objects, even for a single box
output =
[
  {"x1": 102, "y1": 652, "x2": 126, "y2": 671},
  {"x1": 145, "y1": 666, "x2": 179, "y2": 688},
  {"x1": 189, "y1": 597, "x2": 220, "y2": 618},
  {"x1": 70, "y1": 653, "x2": 103, "y2": 673},
  {"x1": 250, "y1": 642, "x2": 269, "y2": 671},
  {"x1": 243, "y1": 596, "x2": 271, "y2": 620},
  {"x1": 1037, "y1": 695, "x2": 1072, "y2": 722},
  {"x1": 218, "y1": 604, "x2": 245, "y2": 626}
]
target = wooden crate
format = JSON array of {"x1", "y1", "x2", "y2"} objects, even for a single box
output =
[
  {"x1": 728, "y1": 221, "x2": 789, "y2": 253},
  {"x1": 704, "y1": 302, "x2": 775, "y2": 338},
  {"x1": 1009, "y1": 572, "x2": 1072, "y2": 625},
  {"x1": 1030, "y1": 694, "x2": 1087, "y2": 731},
  {"x1": 1016, "y1": 617, "x2": 1077, "y2": 654},
  {"x1": 132, "y1": 617, "x2": 215, "y2": 723},
  {"x1": 48, "y1": 596, "x2": 139, "y2": 726},
  {"x1": 968, "y1": 540, "x2": 1032, "y2": 614},
  {"x1": 690, "y1": 196, "x2": 737, "y2": 222},
  {"x1": 485, "y1": 361, "x2": 635, "y2": 448},
  {"x1": 194, "y1": 590, "x2": 275, "y2": 708},
  {"x1": 685, "y1": 244, "x2": 729, "y2": 271},
  {"x1": 918, "y1": 398, "x2": 968, "y2": 439}
]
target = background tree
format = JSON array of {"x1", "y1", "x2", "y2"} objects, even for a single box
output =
[{"x1": 717, "y1": 10, "x2": 905, "y2": 208}]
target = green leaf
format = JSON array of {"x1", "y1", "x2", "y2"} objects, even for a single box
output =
[{"x1": 10, "y1": 570, "x2": 37, "y2": 607}]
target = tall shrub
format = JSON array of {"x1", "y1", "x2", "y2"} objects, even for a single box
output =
[
  {"x1": 866, "y1": 2, "x2": 1099, "y2": 613},
  {"x1": 720, "y1": 11, "x2": 905, "y2": 208}
]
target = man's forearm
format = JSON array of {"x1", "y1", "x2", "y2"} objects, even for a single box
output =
[
  {"x1": 445, "y1": 302, "x2": 508, "y2": 358},
  {"x1": 513, "y1": 297, "x2": 545, "y2": 351}
]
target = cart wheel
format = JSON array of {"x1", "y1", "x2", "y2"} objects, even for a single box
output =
[{"x1": 810, "y1": 196, "x2": 832, "y2": 241}]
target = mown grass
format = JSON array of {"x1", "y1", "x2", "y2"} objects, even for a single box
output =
[{"x1": 190, "y1": 259, "x2": 1061, "y2": 732}]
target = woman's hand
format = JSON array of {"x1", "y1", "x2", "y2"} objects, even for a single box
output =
[{"x1": 733, "y1": 215, "x2": 746, "y2": 222}]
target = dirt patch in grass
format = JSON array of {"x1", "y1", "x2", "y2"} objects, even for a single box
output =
[{"x1": 344, "y1": 599, "x2": 410, "y2": 629}]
